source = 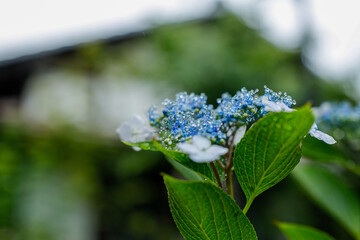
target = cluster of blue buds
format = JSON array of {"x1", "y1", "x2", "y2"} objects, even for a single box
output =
[
  {"x1": 215, "y1": 88, "x2": 263, "y2": 125},
  {"x1": 148, "y1": 92, "x2": 225, "y2": 145},
  {"x1": 314, "y1": 101, "x2": 360, "y2": 139},
  {"x1": 148, "y1": 86, "x2": 297, "y2": 146},
  {"x1": 215, "y1": 86, "x2": 296, "y2": 126},
  {"x1": 263, "y1": 86, "x2": 296, "y2": 107}
]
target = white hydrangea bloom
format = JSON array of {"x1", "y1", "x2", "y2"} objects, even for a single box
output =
[
  {"x1": 178, "y1": 135, "x2": 228, "y2": 163},
  {"x1": 116, "y1": 115, "x2": 156, "y2": 150},
  {"x1": 262, "y1": 97, "x2": 336, "y2": 144}
]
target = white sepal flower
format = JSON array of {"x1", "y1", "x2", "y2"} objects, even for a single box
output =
[
  {"x1": 116, "y1": 115, "x2": 156, "y2": 149},
  {"x1": 177, "y1": 135, "x2": 228, "y2": 163},
  {"x1": 262, "y1": 97, "x2": 294, "y2": 113},
  {"x1": 309, "y1": 123, "x2": 336, "y2": 144}
]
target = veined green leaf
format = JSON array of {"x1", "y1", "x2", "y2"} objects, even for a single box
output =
[
  {"x1": 164, "y1": 175, "x2": 258, "y2": 240},
  {"x1": 293, "y1": 164, "x2": 360, "y2": 239},
  {"x1": 275, "y1": 222, "x2": 335, "y2": 240},
  {"x1": 234, "y1": 106, "x2": 314, "y2": 208},
  {"x1": 166, "y1": 156, "x2": 204, "y2": 181}
]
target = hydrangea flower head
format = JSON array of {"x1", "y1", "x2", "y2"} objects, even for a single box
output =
[
  {"x1": 117, "y1": 86, "x2": 336, "y2": 162},
  {"x1": 149, "y1": 92, "x2": 225, "y2": 145},
  {"x1": 215, "y1": 87, "x2": 263, "y2": 125}
]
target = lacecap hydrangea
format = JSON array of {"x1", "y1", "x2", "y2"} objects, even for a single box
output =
[
  {"x1": 314, "y1": 101, "x2": 360, "y2": 140},
  {"x1": 117, "y1": 86, "x2": 335, "y2": 162}
]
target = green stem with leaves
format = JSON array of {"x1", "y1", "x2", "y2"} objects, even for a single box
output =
[
  {"x1": 226, "y1": 170, "x2": 234, "y2": 199},
  {"x1": 225, "y1": 131, "x2": 236, "y2": 199}
]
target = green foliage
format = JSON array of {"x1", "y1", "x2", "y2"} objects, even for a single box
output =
[
  {"x1": 275, "y1": 222, "x2": 335, "y2": 240},
  {"x1": 123, "y1": 140, "x2": 217, "y2": 182},
  {"x1": 165, "y1": 157, "x2": 204, "y2": 181},
  {"x1": 302, "y1": 137, "x2": 360, "y2": 176},
  {"x1": 234, "y1": 106, "x2": 314, "y2": 210},
  {"x1": 123, "y1": 141, "x2": 158, "y2": 151},
  {"x1": 0, "y1": 126, "x2": 177, "y2": 240},
  {"x1": 164, "y1": 175, "x2": 257, "y2": 240},
  {"x1": 293, "y1": 164, "x2": 360, "y2": 239},
  {"x1": 154, "y1": 141, "x2": 216, "y2": 182},
  {"x1": 302, "y1": 136, "x2": 348, "y2": 163}
]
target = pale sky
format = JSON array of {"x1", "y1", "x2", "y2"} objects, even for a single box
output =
[
  {"x1": 1, "y1": 0, "x2": 360, "y2": 94},
  {"x1": 0, "y1": 0, "x2": 215, "y2": 62}
]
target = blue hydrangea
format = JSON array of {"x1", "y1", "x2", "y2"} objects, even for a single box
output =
[
  {"x1": 147, "y1": 86, "x2": 297, "y2": 146},
  {"x1": 263, "y1": 85, "x2": 296, "y2": 107},
  {"x1": 215, "y1": 88, "x2": 263, "y2": 125},
  {"x1": 148, "y1": 92, "x2": 224, "y2": 145},
  {"x1": 314, "y1": 101, "x2": 360, "y2": 139},
  {"x1": 215, "y1": 86, "x2": 296, "y2": 126}
]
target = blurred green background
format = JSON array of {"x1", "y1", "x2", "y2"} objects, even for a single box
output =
[{"x1": 0, "y1": 14, "x2": 358, "y2": 240}]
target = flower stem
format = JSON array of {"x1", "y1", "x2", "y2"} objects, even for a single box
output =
[
  {"x1": 210, "y1": 162, "x2": 223, "y2": 189},
  {"x1": 224, "y1": 130, "x2": 236, "y2": 199},
  {"x1": 225, "y1": 170, "x2": 234, "y2": 199}
]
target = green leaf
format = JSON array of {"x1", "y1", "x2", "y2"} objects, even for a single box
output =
[
  {"x1": 275, "y1": 222, "x2": 335, "y2": 240},
  {"x1": 302, "y1": 136, "x2": 360, "y2": 176},
  {"x1": 154, "y1": 141, "x2": 216, "y2": 182},
  {"x1": 293, "y1": 164, "x2": 360, "y2": 239},
  {"x1": 234, "y1": 106, "x2": 314, "y2": 208},
  {"x1": 166, "y1": 156, "x2": 204, "y2": 181},
  {"x1": 164, "y1": 175, "x2": 258, "y2": 240},
  {"x1": 302, "y1": 136, "x2": 347, "y2": 163},
  {"x1": 122, "y1": 141, "x2": 158, "y2": 151},
  {"x1": 123, "y1": 140, "x2": 217, "y2": 182}
]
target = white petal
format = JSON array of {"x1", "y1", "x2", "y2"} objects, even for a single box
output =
[
  {"x1": 264, "y1": 100, "x2": 283, "y2": 112},
  {"x1": 132, "y1": 146, "x2": 141, "y2": 151},
  {"x1": 309, "y1": 123, "x2": 336, "y2": 144},
  {"x1": 233, "y1": 125, "x2": 246, "y2": 145},
  {"x1": 137, "y1": 127, "x2": 155, "y2": 141},
  {"x1": 132, "y1": 132, "x2": 148, "y2": 143},
  {"x1": 309, "y1": 128, "x2": 336, "y2": 144},
  {"x1": 189, "y1": 152, "x2": 218, "y2": 163},
  {"x1": 263, "y1": 98, "x2": 294, "y2": 112},
  {"x1": 206, "y1": 145, "x2": 228, "y2": 156},
  {"x1": 192, "y1": 135, "x2": 211, "y2": 149},
  {"x1": 309, "y1": 123, "x2": 319, "y2": 132},
  {"x1": 178, "y1": 142, "x2": 200, "y2": 155},
  {"x1": 280, "y1": 103, "x2": 295, "y2": 112},
  {"x1": 116, "y1": 122, "x2": 133, "y2": 142},
  {"x1": 117, "y1": 114, "x2": 157, "y2": 143},
  {"x1": 131, "y1": 114, "x2": 145, "y2": 127}
]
